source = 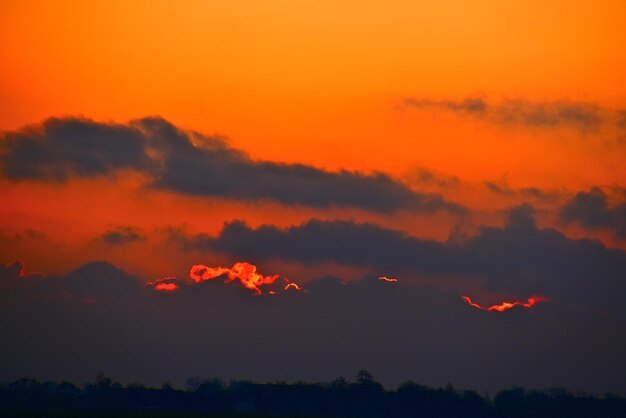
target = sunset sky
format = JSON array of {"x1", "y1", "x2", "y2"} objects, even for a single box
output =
[{"x1": 1, "y1": 1, "x2": 625, "y2": 394}]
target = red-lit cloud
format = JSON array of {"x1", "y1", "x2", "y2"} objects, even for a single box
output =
[
  {"x1": 378, "y1": 276, "x2": 399, "y2": 283},
  {"x1": 284, "y1": 282, "x2": 302, "y2": 291},
  {"x1": 147, "y1": 276, "x2": 180, "y2": 292},
  {"x1": 154, "y1": 282, "x2": 179, "y2": 292},
  {"x1": 190, "y1": 261, "x2": 301, "y2": 295},
  {"x1": 462, "y1": 295, "x2": 547, "y2": 312}
]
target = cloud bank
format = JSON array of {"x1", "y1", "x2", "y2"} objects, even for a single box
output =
[
  {"x1": 0, "y1": 258, "x2": 624, "y2": 395},
  {"x1": 403, "y1": 97, "x2": 608, "y2": 131},
  {"x1": 180, "y1": 205, "x2": 626, "y2": 317}
]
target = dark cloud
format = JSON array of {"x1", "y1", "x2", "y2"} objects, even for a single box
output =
[
  {"x1": 186, "y1": 219, "x2": 453, "y2": 273},
  {"x1": 494, "y1": 99, "x2": 601, "y2": 128},
  {"x1": 0, "y1": 118, "x2": 151, "y2": 181},
  {"x1": 518, "y1": 187, "x2": 559, "y2": 202},
  {"x1": 140, "y1": 118, "x2": 463, "y2": 213},
  {"x1": 0, "y1": 228, "x2": 46, "y2": 243},
  {"x1": 100, "y1": 226, "x2": 145, "y2": 246},
  {"x1": 403, "y1": 97, "x2": 488, "y2": 115},
  {"x1": 404, "y1": 97, "x2": 604, "y2": 130},
  {"x1": 0, "y1": 259, "x2": 624, "y2": 395},
  {"x1": 0, "y1": 260, "x2": 140, "y2": 310},
  {"x1": 484, "y1": 182, "x2": 514, "y2": 196},
  {"x1": 617, "y1": 110, "x2": 626, "y2": 129},
  {"x1": 560, "y1": 188, "x2": 626, "y2": 239},
  {"x1": 0, "y1": 117, "x2": 463, "y2": 214},
  {"x1": 407, "y1": 168, "x2": 460, "y2": 188},
  {"x1": 182, "y1": 205, "x2": 626, "y2": 316},
  {"x1": 484, "y1": 182, "x2": 560, "y2": 202}
]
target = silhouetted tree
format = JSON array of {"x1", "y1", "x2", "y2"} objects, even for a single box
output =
[
  {"x1": 94, "y1": 372, "x2": 113, "y2": 390},
  {"x1": 356, "y1": 369, "x2": 375, "y2": 384},
  {"x1": 0, "y1": 376, "x2": 624, "y2": 417}
]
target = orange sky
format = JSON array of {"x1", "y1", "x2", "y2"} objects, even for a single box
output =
[{"x1": 1, "y1": 0, "x2": 625, "y2": 278}]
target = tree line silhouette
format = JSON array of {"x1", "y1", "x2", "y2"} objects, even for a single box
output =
[{"x1": 1, "y1": 371, "x2": 624, "y2": 418}]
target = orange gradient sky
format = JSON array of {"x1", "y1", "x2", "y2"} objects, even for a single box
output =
[
  {"x1": 1, "y1": 0, "x2": 625, "y2": 279},
  {"x1": 2, "y1": 1, "x2": 625, "y2": 178}
]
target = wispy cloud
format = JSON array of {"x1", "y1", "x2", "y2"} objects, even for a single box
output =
[
  {"x1": 403, "y1": 96, "x2": 615, "y2": 131},
  {"x1": 100, "y1": 226, "x2": 146, "y2": 246}
]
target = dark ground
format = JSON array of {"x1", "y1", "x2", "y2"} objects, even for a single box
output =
[{"x1": 1, "y1": 372, "x2": 624, "y2": 418}]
